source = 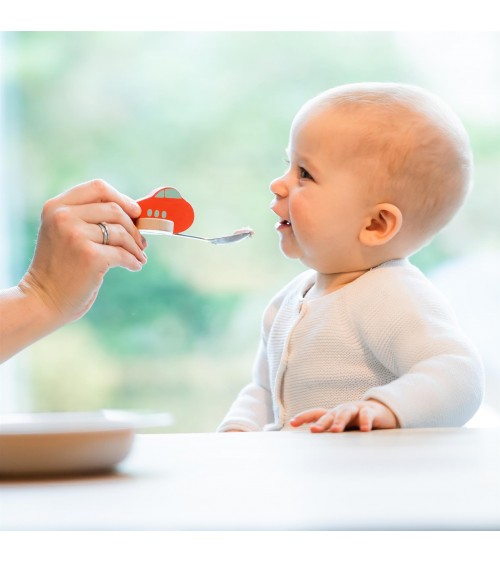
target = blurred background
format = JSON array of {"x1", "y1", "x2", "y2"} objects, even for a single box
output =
[{"x1": 1, "y1": 32, "x2": 499, "y2": 431}]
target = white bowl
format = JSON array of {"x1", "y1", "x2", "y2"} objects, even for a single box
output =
[{"x1": 0, "y1": 410, "x2": 172, "y2": 477}]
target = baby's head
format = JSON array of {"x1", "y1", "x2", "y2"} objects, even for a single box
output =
[{"x1": 272, "y1": 82, "x2": 473, "y2": 273}]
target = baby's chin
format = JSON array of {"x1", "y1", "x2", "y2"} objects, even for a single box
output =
[{"x1": 278, "y1": 238, "x2": 303, "y2": 261}]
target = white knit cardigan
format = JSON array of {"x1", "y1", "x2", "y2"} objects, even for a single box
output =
[{"x1": 218, "y1": 259, "x2": 484, "y2": 431}]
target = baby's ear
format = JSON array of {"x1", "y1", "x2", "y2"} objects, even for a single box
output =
[{"x1": 359, "y1": 203, "x2": 403, "y2": 247}]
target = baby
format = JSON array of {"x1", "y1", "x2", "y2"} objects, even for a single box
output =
[{"x1": 218, "y1": 82, "x2": 484, "y2": 433}]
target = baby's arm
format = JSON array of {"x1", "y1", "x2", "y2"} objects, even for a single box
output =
[
  {"x1": 356, "y1": 271, "x2": 483, "y2": 428},
  {"x1": 292, "y1": 266, "x2": 484, "y2": 432},
  {"x1": 217, "y1": 337, "x2": 274, "y2": 432},
  {"x1": 290, "y1": 400, "x2": 399, "y2": 432},
  {"x1": 359, "y1": 287, "x2": 484, "y2": 428},
  {"x1": 217, "y1": 282, "x2": 295, "y2": 432}
]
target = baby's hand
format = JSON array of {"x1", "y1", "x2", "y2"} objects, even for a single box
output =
[{"x1": 290, "y1": 400, "x2": 399, "y2": 433}]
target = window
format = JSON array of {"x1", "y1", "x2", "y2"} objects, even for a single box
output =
[{"x1": 3, "y1": 32, "x2": 500, "y2": 429}]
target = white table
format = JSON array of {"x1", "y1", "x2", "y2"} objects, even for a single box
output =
[{"x1": 1, "y1": 428, "x2": 499, "y2": 530}]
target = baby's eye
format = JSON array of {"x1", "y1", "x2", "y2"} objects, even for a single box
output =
[{"x1": 299, "y1": 167, "x2": 313, "y2": 180}]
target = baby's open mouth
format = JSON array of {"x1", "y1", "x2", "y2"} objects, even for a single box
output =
[{"x1": 275, "y1": 219, "x2": 292, "y2": 231}]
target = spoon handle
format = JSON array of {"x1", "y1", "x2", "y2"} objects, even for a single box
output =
[
  {"x1": 171, "y1": 233, "x2": 211, "y2": 242},
  {"x1": 172, "y1": 229, "x2": 254, "y2": 245},
  {"x1": 140, "y1": 228, "x2": 254, "y2": 244}
]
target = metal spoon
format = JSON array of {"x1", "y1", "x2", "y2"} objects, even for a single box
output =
[
  {"x1": 172, "y1": 228, "x2": 254, "y2": 245},
  {"x1": 139, "y1": 226, "x2": 254, "y2": 245}
]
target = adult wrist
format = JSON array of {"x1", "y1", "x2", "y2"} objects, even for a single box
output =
[{"x1": 17, "y1": 272, "x2": 66, "y2": 332}]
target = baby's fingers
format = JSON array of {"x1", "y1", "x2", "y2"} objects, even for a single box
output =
[
  {"x1": 309, "y1": 411, "x2": 336, "y2": 433},
  {"x1": 315, "y1": 404, "x2": 359, "y2": 433},
  {"x1": 358, "y1": 406, "x2": 376, "y2": 432},
  {"x1": 289, "y1": 409, "x2": 328, "y2": 427}
]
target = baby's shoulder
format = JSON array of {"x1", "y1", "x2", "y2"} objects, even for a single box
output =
[
  {"x1": 261, "y1": 269, "x2": 315, "y2": 324},
  {"x1": 347, "y1": 259, "x2": 452, "y2": 315},
  {"x1": 269, "y1": 269, "x2": 315, "y2": 304}
]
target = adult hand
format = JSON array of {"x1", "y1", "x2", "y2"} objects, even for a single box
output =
[
  {"x1": 19, "y1": 178, "x2": 146, "y2": 324},
  {"x1": 289, "y1": 400, "x2": 399, "y2": 432}
]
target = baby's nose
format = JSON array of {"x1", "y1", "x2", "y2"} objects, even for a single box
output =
[
  {"x1": 269, "y1": 177, "x2": 287, "y2": 215},
  {"x1": 269, "y1": 175, "x2": 288, "y2": 198}
]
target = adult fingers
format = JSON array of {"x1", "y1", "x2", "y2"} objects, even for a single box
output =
[
  {"x1": 95, "y1": 242, "x2": 145, "y2": 272},
  {"x1": 289, "y1": 409, "x2": 328, "y2": 427},
  {"x1": 91, "y1": 222, "x2": 147, "y2": 265},
  {"x1": 47, "y1": 179, "x2": 141, "y2": 218},
  {"x1": 73, "y1": 202, "x2": 146, "y2": 250}
]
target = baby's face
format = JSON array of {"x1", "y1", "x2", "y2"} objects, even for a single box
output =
[{"x1": 270, "y1": 106, "x2": 378, "y2": 274}]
